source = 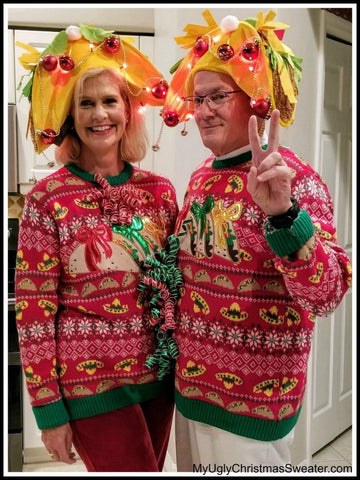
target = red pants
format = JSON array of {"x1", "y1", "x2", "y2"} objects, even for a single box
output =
[{"x1": 70, "y1": 394, "x2": 174, "y2": 472}]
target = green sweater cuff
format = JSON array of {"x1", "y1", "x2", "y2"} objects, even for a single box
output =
[
  {"x1": 264, "y1": 209, "x2": 315, "y2": 258},
  {"x1": 33, "y1": 399, "x2": 70, "y2": 430}
]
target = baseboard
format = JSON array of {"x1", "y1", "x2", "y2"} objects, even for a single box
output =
[{"x1": 23, "y1": 447, "x2": 81, "y2": 464}]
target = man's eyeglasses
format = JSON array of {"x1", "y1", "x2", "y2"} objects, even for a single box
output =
[{"x1": 183, "y1": 90, "x2": 243, "y2": 111}]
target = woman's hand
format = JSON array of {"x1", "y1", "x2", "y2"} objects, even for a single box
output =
[
  {"x1": 247, "y1": 109, "x2": 292, "y2": 216},
  {"x1": 41, "y1": 423, "x2": 77, "y2": 464}
]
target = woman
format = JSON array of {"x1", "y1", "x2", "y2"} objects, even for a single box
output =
[{"x1": 15, "y1": 27, "x2": 178, "y2": 472}]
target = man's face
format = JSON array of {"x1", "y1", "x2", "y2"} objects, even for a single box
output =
[{"x1": 193, "y1": 71, "x2": 254, "y2": 156}]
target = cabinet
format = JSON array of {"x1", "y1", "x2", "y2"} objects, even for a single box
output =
[
  {"x1": 8, "y1": 30, "x2": 16, "y2": 104},
  {"x1": 12, "y1": 30, "x2": 156, "y2": 194},
  {"x1": 14, "y1": 30, "x2": 60, "y2": 194}
]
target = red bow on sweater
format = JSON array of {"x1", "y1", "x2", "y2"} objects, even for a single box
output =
[{"x1": 76, "y1": 224, "x2": 112, "y2": 271}]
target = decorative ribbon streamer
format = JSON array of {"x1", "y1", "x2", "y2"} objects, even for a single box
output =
[
  {"x1": 138, "y1": 234, "x2": 183, "y2": 379},
  {"x1": 86, "y1": 174, "x2": 146, "y2": 226},
  {"x1": 145, "y1": 326, "x2": 180, "y2": 380}
]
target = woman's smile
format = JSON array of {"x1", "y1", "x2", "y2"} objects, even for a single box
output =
[{"x1": 88, "y1": 124, "x2": 114, "y2": 134}]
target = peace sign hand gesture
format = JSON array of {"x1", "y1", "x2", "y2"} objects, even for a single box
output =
[{"x1": 247, "y1": 109, "x2": 292, "y2": 216}]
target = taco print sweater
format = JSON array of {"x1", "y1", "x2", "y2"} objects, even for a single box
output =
[
  {"x1": 173, "y1": 146, "x2": 352, "y2": 441},
  {"x1": 15, "y1": 162, "x2": 178, "y2": 430}
]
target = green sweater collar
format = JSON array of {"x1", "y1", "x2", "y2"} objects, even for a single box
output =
[
  {"x1": 66, "y1": 161, "x2": 133, "y2": 186},
  {"x1": 212, "y1": 145, "x2": 268, "y2": 169}
]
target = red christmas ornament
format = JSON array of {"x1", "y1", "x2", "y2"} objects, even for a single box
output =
[
  {"x1": 104, "y1": 36, "x2": 120, "y2": 53},
  {"x1": 251, "y1": 99, "x2": 271, "y2": 118},
  {"x1": 151, "y1": 82, "x2": 168, "y2": 99},
  {"x1": 242, "y1": 42, "x2": 259, "y2": 61},
  {"x1": 59, "y1": 55, "x2": 75, "y2": 71},
  {"x1": 40, "y1": 129, "x2": 57, "y2": 145},
  {"x1": 41, "y1": 54, "x2": 58, "y2": 72},
  {"x1": 163, "y1": 110, "x2": 179, "y2": 127},
  {"x1": 217, "y1": 44, "x2": 234, "y2": 61},
  {"x1": 193, "y1": 38, "x2": 208, "y2": 57}
]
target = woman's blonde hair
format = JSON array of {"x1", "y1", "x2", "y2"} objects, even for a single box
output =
[{"x1": 55, "y1": 67, "x2": 148, "y2": 165}]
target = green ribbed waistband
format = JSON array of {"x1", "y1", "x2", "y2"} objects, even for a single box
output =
[
  {"x1": 175, "y1": 391, "x2": 301, "y2": 441},
  {"x1": 33, "y1": 380, "x2": 172, "y2": 430}
]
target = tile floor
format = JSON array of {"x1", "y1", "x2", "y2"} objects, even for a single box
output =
[
  {"x1": 20, "y1": 427, "x2": 352, "y2": 473},
  {"x1": 311, "y1": 427, "x2": 352, "y2": 469}
]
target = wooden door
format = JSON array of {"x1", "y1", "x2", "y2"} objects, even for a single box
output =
[{"x1": 310, "y1": 34, "x2": 352, "y2": 454}]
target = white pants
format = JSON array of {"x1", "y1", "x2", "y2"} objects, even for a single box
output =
[{"x1": 175, "y1": 409, "x2": 295, "y2": 471}]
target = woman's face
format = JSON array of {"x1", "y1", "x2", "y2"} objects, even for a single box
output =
[{"x1": 73, "y1": 71, "x2": 129, "y2": 156}]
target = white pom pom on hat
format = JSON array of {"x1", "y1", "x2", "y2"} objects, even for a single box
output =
[
  {"x1": 220, "y1": 15, "x2": 239, "y2": 33},
  {"x1": 65, "y1": 25, "x2": 82, "y2": 41}
]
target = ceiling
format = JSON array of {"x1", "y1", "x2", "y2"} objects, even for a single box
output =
[
  {"x1": 7, "y1": 6, "x2": 353, "y2": 33},
  {"x1": 6, "y1": 6, "x2": 156, "y2": 33}
]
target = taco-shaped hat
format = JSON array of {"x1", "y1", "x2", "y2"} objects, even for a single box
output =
[
  {"x1": 17, "y1": 25, "x2": 168, "y2": 154},
  {"x1": 162, "y1": 10, "x2": 302, "y2": 129}
]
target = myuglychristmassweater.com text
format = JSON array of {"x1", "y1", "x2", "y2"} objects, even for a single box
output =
[{"x1": 193, "y1": 463, "x2": 352, "y2": 475}]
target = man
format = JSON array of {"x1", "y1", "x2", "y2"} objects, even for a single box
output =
[{"x1": 162, "y1": 10, "x2": 352, "y2": 469}]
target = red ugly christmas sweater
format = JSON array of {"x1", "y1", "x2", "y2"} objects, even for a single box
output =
[
  {"x1": 15, "y1": 162, "x2": 178, "y2": 430},
  {"x1": 173, "y1": 146, "x2": 352, "y2": 441}
]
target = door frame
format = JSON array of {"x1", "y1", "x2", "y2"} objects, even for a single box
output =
[{"x1": 289, "y1": 9, "x2": 353, "y2": 466}]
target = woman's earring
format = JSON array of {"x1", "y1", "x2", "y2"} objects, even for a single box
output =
[{"x1": 181, "y1": 121, "x2": 188, "y2": 136}]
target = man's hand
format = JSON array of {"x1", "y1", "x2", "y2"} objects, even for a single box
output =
[{"x1": 247, "y1": 109, "x2": 292, "y2": 216}]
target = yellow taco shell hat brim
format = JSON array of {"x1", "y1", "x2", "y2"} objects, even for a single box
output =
[
  {"x1": 17, "y1": 25, "x2": 167, "y2": 154},
  {"x1": 163, "y1": 10, "x2": 302, "y2": 129},
  {"x1": 185, "y1": 20, "x2": 271, "y2": 103}
]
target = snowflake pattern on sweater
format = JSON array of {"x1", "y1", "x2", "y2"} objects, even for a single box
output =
[
  {"x1": 15, "y1": 162, "x2": 178, "y2": 429},
  {"x1": 173, "y1": 147, "x2": 351, "y2": 441}
]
